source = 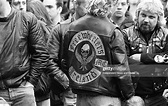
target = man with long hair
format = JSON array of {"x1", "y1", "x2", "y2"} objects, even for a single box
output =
[
  {"x1": 59, "y1": 0, "x2": 142, "y2": 105},
  {"x1": 123, "y1": 1, "x2": 168, "y2": 105}
]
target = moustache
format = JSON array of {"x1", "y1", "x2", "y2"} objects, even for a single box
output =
[
  {"x1": 141, "y1": 23, "x2": 150, "y2": 27},
  {"x1": 141, "y1": 22, "x2": 150, "y2": 26}
]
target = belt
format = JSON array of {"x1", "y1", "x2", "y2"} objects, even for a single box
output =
[
  {"x1": 0, "y1": 80, "x2": 26, "y2": 90},
  {"x1": 0, "y1": 84, "x2": 20, "y2": 90}
]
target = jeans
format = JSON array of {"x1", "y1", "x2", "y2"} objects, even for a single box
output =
[
  {"x1": 77, "y1": 94, "x2": 121, "y2": 106},
  {"x1": 0, "y1": 81, "x2": 36, "y2": 106},
  {"x1": 61, "y1": 88, "x2": 77, "y2": 106},
  {"x1": 37, "y1": 98, "x2": 50, "y2": 106}
]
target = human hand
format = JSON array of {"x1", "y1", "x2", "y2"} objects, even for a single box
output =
[
  {"x1": 0, "y1": 97, "x2": 10, "y2": 106},
  {"x1": 126, "y1": 96, "x2": 145, "y2": 106},
  {"x1": 154, "y1": 55, "x2": 165, "y2": 63},
  {"x1": 54, "y1": 72, "x2": 69, "y2": 89},
  {"x1": 162, "y1": 89, "x2": 168, "y2": 98},
  {"x1": 163, "y1": 54, "x2": 168, "y2": 63},
  {"x1": 130, "y1": 54, "x2": 141, "y2": 62},
  {"x1": 154, "y1": 54, "x2": 168, "y2": 63}
]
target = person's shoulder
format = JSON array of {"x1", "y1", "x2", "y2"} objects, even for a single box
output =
[
  {"x1": 123, "y1": 25, "x2": 134, "y2": 31},
  {"x1": 121, "y1": 25, "x2": 135, "y2": 37},
  {"x1": 11, "y1": 9, "x2": 37, "y2": 23},
  {"x1": 15, "y1": 10, "x2": 31, "y2": 16},
  {"x1": 121, "y1": 19, "x2": 134, "y2": 30},
  {"x1": 17, "y1": 11, "x2": 37, "y2": 21},
  {"x1": 60, "y1": 18, "x2": 72, "y2": 25},
  {"x1": 160, "y1": 26, "x2": 168, "y2": 30},
  {"x1": 160, "y1": 26, "x2": 168, "y2": 35}
]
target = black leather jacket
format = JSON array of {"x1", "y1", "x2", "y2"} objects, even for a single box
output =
[
  {"x1": 123, "y1": 25, "x2": 168, "y2": 96},
  {"x1": 34, "y1": 19, "x2": 70, "y2": 99},
  {"x1": 62, "y1": 14, "x2": 135, "y2": 100},
  {"x1": 47, "y1": 16, "x2": 74, "y2": 95},
  {"x1": 0, "y1": 8, "x2": 49, "y2": 88},
  {"x1": 34, "y1": 20, "x2": 52, "y2": 101}
]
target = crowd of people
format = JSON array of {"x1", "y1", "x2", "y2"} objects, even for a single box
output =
[{"x1": 0, "y1": 0, "x2": 168, "y2": 106}]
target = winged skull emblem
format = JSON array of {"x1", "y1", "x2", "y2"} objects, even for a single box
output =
[{"x1": 75, "y1": 44, "x2": 95, "y2": 71}]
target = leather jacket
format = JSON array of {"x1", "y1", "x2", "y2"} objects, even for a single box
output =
[
  {"x1": 123, "y1": 25, "x2": 168, "y2": 96},
  {"x1": 123, "y1": 25, "x2": 168, "y2": 60},
  {"x1": 0, "y1": 8, "x2": 50, "y2": 88},
  {"x1": 48, "y1": 18, "x2": 73, "y2": 70},
  {"x1": 62, "y1": 14, "x2": 135, "y2": 100},
  {"x1": 35, "y1": 19, "x2": 70, "y2": 98},
  {"x1": 47, "y1": 16, "x2": 74, "y2": 95},
  {"x1": 34, "y1": 20, "x2": 52, "y2": 101}
]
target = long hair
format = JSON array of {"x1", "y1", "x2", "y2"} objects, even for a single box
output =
[
  {"x1": 135, "y1": 1, "x2": 166, "y2": 26},
  {"x1": 27, "y1": 0, "x2": 52, "y2": 26},
  {"x1": 87, "y1": 0, "x2": 106, "y2": 17},
  {"x1": 87, "y1": 0, "x2": 118, "y2": 17}
]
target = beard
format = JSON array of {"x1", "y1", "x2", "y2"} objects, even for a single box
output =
[{"x1": 139, "y1": 23, "x2": 154, "y2": 33}]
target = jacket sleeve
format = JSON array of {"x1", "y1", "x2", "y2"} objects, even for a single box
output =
[
  {"x1": 47, "y1": 24, "x2": 69, "y2": 89},
  {"x1": 122, "y1": 29, "x2": 141, "y2": 64},
  {"x1": 26, "y1": 13, "x2": 50, "y2": 86},
  {"x1": 123, "y1": 28, "x2": 168, "y2": 64},
  {"x1": 141, "y1": 34, "x2": 168, "y2": 63},
  {"x1": 110, "y1": 29, "x2": 135, "y2": 100}
]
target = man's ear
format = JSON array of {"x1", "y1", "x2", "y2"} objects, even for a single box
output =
[{"x1": 58, "y1": 7, "x2": 63, "y2": 14}]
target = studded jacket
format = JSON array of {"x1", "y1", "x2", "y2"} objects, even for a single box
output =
[
  {"x1": 123, "y1": 25, "x2": 168, "y2": 96},
  {"x1": 62, "y1": 14, "x2": 135, "y2": 100},
  {"x1": 123, "y1": 26, "x2": 168, "y2": 61}
]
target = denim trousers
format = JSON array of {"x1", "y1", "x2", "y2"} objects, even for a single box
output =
[
  {"x1": 36, "y1": 98, "x2": 50, "y2": 106},
  {"x1": 61, "y1": 88, "x2": 77, "y2": 106},
  {"x1": 76, "y1": 94, "x2": 121, "y2": 106},
  {"x1": 0, "y1": 81, "x2": 36, "y2": 106}
]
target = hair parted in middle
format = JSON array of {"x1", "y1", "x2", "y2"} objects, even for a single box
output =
[{"x1": 135, "y1": 1, "x2": 166, "y2": 26}]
